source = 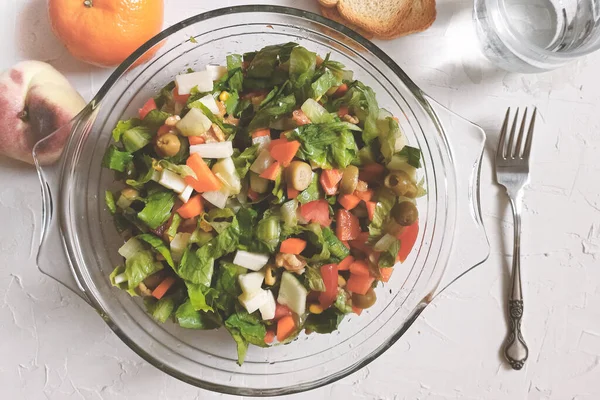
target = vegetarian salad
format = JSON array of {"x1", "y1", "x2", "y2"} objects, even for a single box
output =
[{"x1": 103, "y1": 43, "x2": 424, "y2": 365}]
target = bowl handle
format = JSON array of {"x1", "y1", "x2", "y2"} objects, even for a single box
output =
[
  {"x1": 32, "y1": 114, "x2": 91, "y2": 304},
  {"x1": 424, "y1": 96, "x2": 491, "y2": 299}
]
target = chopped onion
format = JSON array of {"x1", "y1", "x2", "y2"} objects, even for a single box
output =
[
  {"x1": 159, "y1": 169, "x2": 187, "y2": 194},
  {"x1": 239, "y1": 289, "x2": 269, "y2": 314},
  {"x1": 249, "y1": 172, "x2": 269, "y2": 194},
  {"x1": 250, "y1": 149, "x2": 275, "y2": 174},
  {"x1": 238, "y1": 272, "x2": 265, "y2": 296},
  {"x1": 116, "y1": 194, "x2": 132, "y2": 210},
  {"x1": 118, "y1": 237, "x2": 144, "y2": 259},
  {"x1": 151, "y1": 170, "x2": 161, "y2": 182},
  {"x1": 190, "y1": 142, "x2": 234, "y2": 158},
  {"x1": 374, "y1": 233, "x2": 397, "y2": 252},
  {"x1": 252, "y1": 135, "x2": 272, "y2": 151},
  {"x1": 202, "y1": 186, "x2": 230, "y2": 209},
  {"x1": 259, "y1": 290, "x2": 276, "y2": 320},
  {"x1": 205, "y1": 64, "x2": 228, "y2": 81},
  {"x1": 233, "y1": 250, "x2": 269, "y2": 271},
  {"x1": 175, "y1": 70, "x2": 213, "y2": 94},
  {"x1": 277, "y1": 271, "x2": 308, "y2": 315},
  {"x1": 178, "y1": 185, "x2": 194, "y2": 203},
  {"x1": 113, "y1": 273, "x2": 128, "y2": 284},
  {"x1": 170, "y1": 232, "x2": 192, "y2": 262},
  {"x1": 301, "y1": 98, "x2": 330, "y2": 124},
  {"x1": 281, "y1": 199, "x2": 298, "y2": 227},
  {"x1": 176, "y1": 107, "x2": 212, "y2": 136},
  {"x1": 213, "y1": 157, "x2": 241, "y2": 194},
  {"x1": 197, "y1": 94, "x2": 220, "y2": 115}
]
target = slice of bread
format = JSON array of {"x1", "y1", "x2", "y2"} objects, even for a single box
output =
[
  {"x1": 374, "y1": 0, "x2": 437, "y2": 39},
  {"x1": 319, "y1": 6, "x2": 375, "y2": 39},
  {"x1": 318, "y1": 0, "x2": 339, "y2": 8},
  {"x1": 336, "y1": 0, "x2": 413, "y2": 37}
]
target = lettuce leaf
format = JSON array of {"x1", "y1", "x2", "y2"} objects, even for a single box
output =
[
  {"x1": 102, "y1": 145, "x2": 133, "y2": 172},
  {"x1": 175, "y1": 299, "x2": 222, "y2": 329},
  {"x1": 122, "y1": 126, "x2": 154, "y2": 153},
  {"x1": 225, "y1": 311, "x2": 268, "y2": 365},
  {"x1": 137, "y1": 191, "x2": 175, "y2": 230},
  {"x1": 246, "y1": 42, "x2": 298, "y2": 79},
  {"x1": 297, "y1": 173, "x2": 321, "y2": 204},
  {"x1": 105, "y1": 191, "x2": 116, "y2": 214},
  {"x1": 368, "y1": 189, "x2": 397, "y2": 241},
  {"x1": 112, "y1": 118, "x2": 141, "y2": 142},
  {"x1": 304, "y1": 308, "x2": 344, "y2": 333},
  {"x1": 186, "y1": 281, "x2": 219, "y2": 312},
  {"x1": 305, "y1": 265, "x2": 325, "y2": 292},
  {"x1": 227, "y1": 54, "x2": 243, "y2": 70},
  {"x1": 142, "y1": 109, "x2": 170, "y2": 129},
  {"x1": 136, "y1": 233, "x2": 174, "y2": 268},
  {"x1": 125, "y1": 250, "x2": 163, "y2": 290},
  {"x1": 150, "y1": 297, "x2": 174, "y2": 323},
  {"x1": 289, "y1": 46, "x2": 317, "y2": 101},
  {"x1": 248, "y1": 93, "x2": 296, "y2": 131},
  {"x1": 396, "y1": 145, "x2": 422, "y2": 168},
  {"x1": 214, "y1": 262, "x2": 246, "y2": 316},
  {"x1": 379, "y1": 238, "x2": 401, "y2": 268},
  {"x1": 125, "y1": 154, "x2": 155, "y2": 190},
  {"x1": 232, "y1": 145, "x2": 259, "y2": 179}
]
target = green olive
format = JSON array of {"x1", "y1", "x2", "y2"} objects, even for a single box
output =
[
  {"x1": 384, "y1": 170, "x2": 417, "y2": 197},
  {"x1": 156, "y1": 133, "x2": 181, "y2": 157},
  {"x1": 352, "y1": 288, "x2": 376, "y2": 309},
  {"x1": 286, "y1": 161, "x2": 312, "y2": 191},
  {"x1": 340, "y1": 165, "x2": 359, "y2": 194},
  {"x1": 391, "y1": 201, "x2": 418, "y2": 226}
]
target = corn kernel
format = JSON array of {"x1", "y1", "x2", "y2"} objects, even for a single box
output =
[
  {"x1": 337, "y1": 275, "x2": 346, "y2": 287},
  {"x1": 219, "y1": 91, "x2": 230, "y2": 102},
  {"x1": 309, "y1": 304, "x2": 323, "y2": 314}
]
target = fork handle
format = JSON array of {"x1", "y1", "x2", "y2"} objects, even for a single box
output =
[{"x1": 504, "y1": 196, "x2": 529, "y2": 370}]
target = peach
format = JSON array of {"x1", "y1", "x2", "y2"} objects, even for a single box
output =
[{"x1": 0, "y1": 61, "x2": 86, "y2": 165}]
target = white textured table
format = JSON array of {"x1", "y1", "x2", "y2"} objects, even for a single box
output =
[{"x1": 2, "y1": 1, "x2": 600, "y2": 399}]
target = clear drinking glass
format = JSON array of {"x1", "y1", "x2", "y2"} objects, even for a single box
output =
[
  {"x1": 32, "y1": 5, "x2": 490, "y2": 396},
  {"x1": 474, "y1": 0, "x2": 600, "y2": 72}
]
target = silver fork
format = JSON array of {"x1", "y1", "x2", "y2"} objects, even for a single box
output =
[{"x1": 495, "y1": 107, "x2": 537, "y2": 371}]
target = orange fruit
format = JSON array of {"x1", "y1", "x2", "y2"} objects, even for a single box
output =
[{"x1": 48, "y1": 0, "x2": 164, "y2": 67}]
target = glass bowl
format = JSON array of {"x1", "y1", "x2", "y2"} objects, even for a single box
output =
[{"x1": 33, "y1": 5, "x2": 489, "y2": 396}]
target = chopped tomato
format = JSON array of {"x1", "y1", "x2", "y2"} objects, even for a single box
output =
[
  {"x1": 157, "y1": 124, "x2": 171, "y2": 136},
  {"x1": 337, "y1": 105, "x2": 349, "y2": 118},
  {"x1": 396, "y1": 220, "x2": 419, "y2": 263},
  {"x1": 264, "y1": 330, "x2": 276, "y2": 344},
  {"x1": 359, "y1": 163, "x2": 385, "y2": 183},
  {"x1": 338, "y1": 193, "x2": 361, "y2": 210},
  {"x1": 349, "y1": 260, "x2": 370, "y2": 277},
  {"x1": 247, "y1": 188, "x2": 260, "y2": 202},
  {"x1": 337, "y1": 255, "x2": 354, "y2": 271},
  {"x1": 320, "y1": 169, "x2": 343, "y2": 195},
  {"x1": 318, "y1": 264, "x2": 338, "y2": 309},
  {"x1": 252, "y1": 128, "x2": 271, "y2": 138},
  {"x1": 138, "y1": 98, "x2": 157, "y2": 119},
  {"x1": 334, "y1": 83, "x2": 349, "y2": 97},
  {"x1": 292, "y1": 109, "x2": 311, "y2": 125},
  {"x1": 300, "y1": 200, "x2": 331, "y2": 226},
  {"x1": 173, "y1": 87, "x2": 190, "y2": 103},
  {"x1": 274, "y1": 303, "x2": 293, "y2": 320},
  {"x1": 352, "y1": 306, "x2": 363, "y2": 315},
  {"x1": 354, "y1": 189, "x2": 374, "y2": 202},
  {"x1": 277, "y1": 315, "x2": 296, "y2": 342},
  {"x1": 287, "y1": 186, "x2": 299, "y2": 199},
  {"x1": 365, "y1": 201, "x2": 376, "y2": 221},
  {"x1": 335, "y1": 209, "x2": 360, "y2": 241}
]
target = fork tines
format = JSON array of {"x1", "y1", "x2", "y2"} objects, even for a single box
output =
[{"x1": 497, "y1": 107, "x2": 537, "y2": 161}]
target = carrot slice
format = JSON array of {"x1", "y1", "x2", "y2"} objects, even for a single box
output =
[
  {"x1": 338, "y1": 193, "x2": 361, "y2": 210},
  {"x1": 337, "y1": 255, "x2": 354, "y2": 271},
  {"x1": 252, "y1": 128, "x2": 271, "y2": 138},
  {"x1": 259, "y1": 161, "x2": 281, "y2": 181},
  {"x1": 380, "y1": 267, "x2": 394, "y2": 282},
  {"x1": 152, "y1": 276, "x2": 176, "y2": 299},
  {"x1": 177, "y1": 194, "x2": 204, "y2": 219},
  {"x1": 185, "y1": 153, "x2": 222, "y2": 192},
  {"x1": 287, "y1": 186, "x2": 299, "y2": 199},
  {"x1": 365, "y1": 201, "x2": 376, "y2": 221},
  {"x1": 354, "y1": 189, "x2": 374, "y2": 202},
  {"x1": 270, "y1": 140, "x2": 301, "y2": 166},
  {"x1": 346, "y1": 274, "x2": 375, "y2": 295},
  {"x1": 268, "y1": 137, "x2": 289, "y2": 151},
  {"x1": 280, "y1": 238, "x2": 307, "y2": 255},
  {"x1": 277, "y1": 315, "x2": 296, "y2": 342},
  {"x1": 188, "y1": 136, "x2": 206, "y2": 145},
  {"x1": 349, "y1": 260, "x2": 370, "y2": 277}
]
